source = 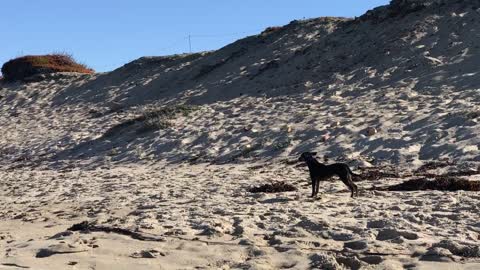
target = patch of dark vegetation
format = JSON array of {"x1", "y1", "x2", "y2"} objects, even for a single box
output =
[
  {"x1": 195, "y1": 62, "x2": 225, "y2": 79},
  {"x1": 359, "y1": 0, "x2": 429, "y2": 24},
  {"x1": 372, "y1": 177, "x2": 480, "y2": 192},
  {"x1": 258, "y1": 60, "x2": 280, "y2": 73},
  {"x1": 431, "y1": 240, "x2": 480, "y2": 258},
  {"x1": 443, "y1": 169, "x2": 480, "y2": 177},
  {"x1": 1, "y1": 54, "x2": 93, "y2": 82},
  {"x1": 357, "y1": 167, "x2": 400, "y2": 181},
  {"x1": 136, "y1": 105, "x2": 197, "y2": 134},
  {"x1": 88, "y1": 109, "x2": 104, "y2": 118},
  {"x1": 249, "y1": 60, "x2": 280, "y2": 80},
  {"x1": 413, "y1": 160, "x2": 480, "y2": 179},
  {"x1": 106, "y1": 102, "x2": 125, "y2": 114},
  {"x1": 103, "y1": 118, "x2": 139, "y2": 138},
  {"x1": 294, "y1": 46, "x2": 310, "y2": 57},
  {"x1": 247, "y1": 164, "x2": 268, "y2": 171},
  {"x1": 467, "y1": 111, "x2": 480, "y2": 119},
  {"x1": 194, "y1": 48, "x2": 247, "y2": 79},
  {"x1": 136, "y1": 116, "x2": 173, "y2": 134},
  {"x1": 248, "y1": 181, "x2": 297, "y2": 193},
  {"x1": 261, "y1": 26, "x2": 283, "y2": 36},
  {"x1": 388, "y1": 0, "x2": 428, "y2": 18},
  {"x1": 420, "y1": 170, "x2": 480, "y2": 179},
  {"x1": 103, "y1": 104, "x2": 197, "y2": 137},
  {"x1": 414, "y1": 161, "x2": 455, "y2": 174}
]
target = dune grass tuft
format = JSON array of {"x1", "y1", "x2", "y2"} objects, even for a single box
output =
[{"x1": 103, "y1": 104, "x2": 198, "y2": 137}]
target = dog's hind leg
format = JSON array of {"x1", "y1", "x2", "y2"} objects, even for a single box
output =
[
  {"x1": 311, "y1": 178, "x2": 316, "y2": 198},
  {"x1": 348, "y1": 175, "x2": 359, "y2": 198},
  {"x1": 340, "y1": 175, "x2": 356, "y2": 198},
  {"x1": 315, "y1": 180, "x2": 320, "y2": 196}
]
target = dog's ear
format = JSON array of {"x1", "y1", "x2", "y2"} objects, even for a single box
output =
[{"x1": 311, "y1": 152, "x2": 317, "y2": 156}]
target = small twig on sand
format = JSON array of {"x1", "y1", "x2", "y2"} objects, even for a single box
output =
[{"x1": 68, "y1": 221, "x2": 166, "y2": 242}]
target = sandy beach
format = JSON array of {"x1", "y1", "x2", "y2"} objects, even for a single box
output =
[{"x1": 2, "y1": 0, "x2": 480, "y2": 269}]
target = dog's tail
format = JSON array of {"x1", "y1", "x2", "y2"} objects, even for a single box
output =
[{"x1": 348, "y1": 167, "x2": 363, "y2": 182}]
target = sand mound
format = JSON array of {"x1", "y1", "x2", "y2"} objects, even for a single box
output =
[{"x1": 1, "y1": 54, "x2": 93, "y2": 82}]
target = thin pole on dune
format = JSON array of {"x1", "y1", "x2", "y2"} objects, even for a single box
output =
[{"x1": 188, "y1": 35, "x2": 192, "y2": 53}]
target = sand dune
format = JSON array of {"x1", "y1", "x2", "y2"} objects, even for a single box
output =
[{"x1": 1, "y1": 0, "x2": 480, "y2": 269}]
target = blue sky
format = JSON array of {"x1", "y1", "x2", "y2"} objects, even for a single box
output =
[{"x1": 1, "y1": 0, "x2": 389, "y2": 72}]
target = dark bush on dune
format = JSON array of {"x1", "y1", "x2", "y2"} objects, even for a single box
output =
[{"x1": 1, "y1": 54, "x2": 94, "y2": 82}]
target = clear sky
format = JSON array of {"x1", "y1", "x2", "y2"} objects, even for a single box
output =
[{"x1": 1, "y1": 0, "x2": 389, "y2": 72}]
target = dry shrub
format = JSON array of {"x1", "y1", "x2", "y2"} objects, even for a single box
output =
[
  {"x1": 261, "y1": 26, "x2": 283, "y2": 35},
  {"x1": 248, "y1": 181, "x2": 297, "y2": 193},
  {"x1": 1, "y1": 54, "x2": 94, "y2": 82}
]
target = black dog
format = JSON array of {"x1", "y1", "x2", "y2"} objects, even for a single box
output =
[{"x1": 298, "y1": 152, "x2": 359, "y2": 198}]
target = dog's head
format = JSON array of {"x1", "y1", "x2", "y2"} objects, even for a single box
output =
[{"x1": 298, "y1": 152, "x2": 317, "y2": 162}]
